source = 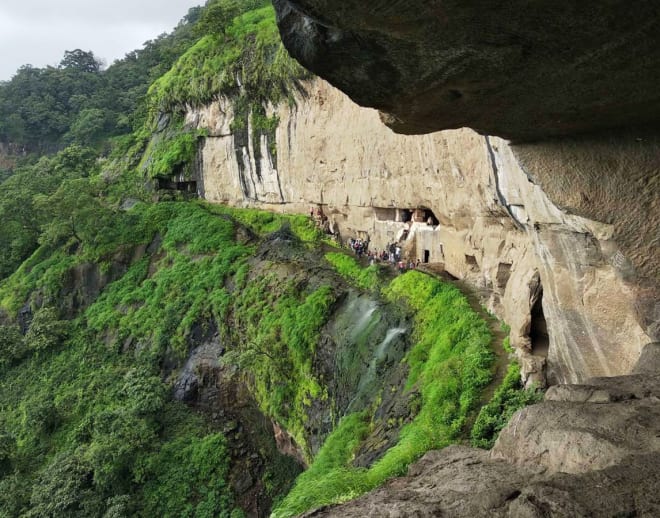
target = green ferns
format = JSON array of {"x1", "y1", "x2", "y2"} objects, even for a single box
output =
[{"x1": 273, "y1": 271, "x2": 494, "y2": 516}]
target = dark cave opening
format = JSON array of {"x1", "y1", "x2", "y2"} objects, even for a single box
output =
[{"x1": 530, "y1": 288, "x2": 549, "y2": 358}]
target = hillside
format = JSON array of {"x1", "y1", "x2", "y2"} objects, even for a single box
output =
[
  {"x1": 1, "y1": 0, "x2": 658, "y2": 516},
  {"x1": 0, "y1": 1, "x2": 541, "y2": 516}
]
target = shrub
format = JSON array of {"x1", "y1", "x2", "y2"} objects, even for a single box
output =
[
  {"x1": 24, "y1": 307, "x2": 68, "y2": 354},
  {"x1": 137, "y1": 433, "x2": 235, "y2": 518},
  {"x1": 0, "y1": 324, "x2": 26, "y2": 369},
  {"x1": 470, "y1": 361, "x2": 543, "y2": 449}
]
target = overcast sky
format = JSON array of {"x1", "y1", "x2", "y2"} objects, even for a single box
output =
[{"x1": 0, "y1": 0, "x2": 203, "y2": 81}]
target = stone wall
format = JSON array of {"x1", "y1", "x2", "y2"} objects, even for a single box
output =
[{"x1": 185, "y1": 78, "x2": 653, "y2": 385}]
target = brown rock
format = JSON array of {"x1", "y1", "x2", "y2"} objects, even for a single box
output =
[{"x1": 306, "y1": 446, "x2": 660, "y2": 517}]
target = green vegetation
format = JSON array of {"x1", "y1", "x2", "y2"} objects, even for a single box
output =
[
  {"x1": 470, "y1": 361, "x2": 544, "y2": 449},
  {"x1": 0, "y1": 1, "x2": 517, "y2": 515},
  {"x1": 0, "y1": 203, "x2": 237, "y2": 515},
  {"x1": 84, "y1": 202, "x2": 251, "y2": 362},
  {"x1": 273, "y1": 271, "x2": 494, "y2": 516},
  {"x1": 0, "y1": 199, "x2": 319, "y2": 516},
  {"x1": 136, "y1": 433, "x2": 233, "y2": 517},
  {"x1": 325, "y1": 252, "x2": 380, "y2": 291},
  {"x1": 206, "y1": 203, "x2": 324, "y2": 243},
  {"x1": 227, "y1": 279, "x2": 335, "y2": 455},
  {"x1": 146, "y1": 1, "x2": 309, "y2": 174},
  {"x1": 142, "y1": 129, "x2": 204, "y2": 180},
  {"x1": 0, "y1": 144, "x2": 99, "y2": 280},
  {"x1": 0, "y1": 11, "x2": 200, "y2": 152},
  {"x1": 273, "y1": 412, "x2": 372, "y2": 514},
  {"x1": 148, "y1": 2, "x2": 308, "y2": 114}
]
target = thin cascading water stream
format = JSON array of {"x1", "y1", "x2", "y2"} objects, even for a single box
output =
[
  {"x1": 350, "y1": 300, "x2": 378, "y2": 341},
  {"x1": 347, "y1": 326, "x2": 407, "y2": 412}
]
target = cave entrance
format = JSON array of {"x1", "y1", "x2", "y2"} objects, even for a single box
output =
[
  {"x1": 421, "y1": 208, "x2": 438, "y2": 226},
  {"x1": 156, "y1": 179, "x2": 197, "y2": 193},
  {"x1": 530, "y1": 288, "x2": 549, "y2": 358}
]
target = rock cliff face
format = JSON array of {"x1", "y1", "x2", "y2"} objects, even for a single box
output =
[
  {"x1": 186, "y1": 78, "x2": 654, "y2": 386},
  {"x1": 272, "y1": 0, "x2": 660, "y2": 140}
]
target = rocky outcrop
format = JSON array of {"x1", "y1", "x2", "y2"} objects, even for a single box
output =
[
  {"x1": 186, "y1": 78, "x2": 655, "y2": 385},
  {"x1": 303, "y1": 346, "x2": 660, "y2": 517},
  {"x1": 273, "y1": 0, "x2": 660, "y2": 140},
  {"x1": 173, "y1": 327, "x2": 303, "y2": 517}
]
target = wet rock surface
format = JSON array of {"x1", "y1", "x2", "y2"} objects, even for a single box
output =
[
  {"x1": 274, "y1": 0, "x2": 660, "y2": 140},
  {"x1": 172, "y1": 230, "x2": 425, "y2": 515},
  {"x1": 175, "y1": 328, "x2": 303, "y2": 517}
]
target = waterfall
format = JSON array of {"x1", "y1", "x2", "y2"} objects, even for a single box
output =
[
  {"x1": 373, "y1": 327, "x2": 406, "y2": 363},
  {"x1": 349, "y1": 300, "x2": 378, "y2": 340},
  {"x1": 347, "y1": 326, "x2": 407, "y2": 411}
]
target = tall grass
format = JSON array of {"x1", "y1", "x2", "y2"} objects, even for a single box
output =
[
  {"x1": 204, "y1": 202, "x2": 324, "y2": 243},
  {"x1": 470, "y1": 361, "x2": 543, "y2": 449},
  {"x1": 324, "y1": 252, "x2": 380, "y2": 291}
]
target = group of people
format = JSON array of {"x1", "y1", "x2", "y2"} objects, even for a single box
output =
[
  {"x1": 347, "y1": 237, "x2": 369, "y2": 258},
  {"x1": 346, "y1": 237, "x2": 422, "y2": 273}
]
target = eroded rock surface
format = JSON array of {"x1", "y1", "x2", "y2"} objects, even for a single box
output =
[{"x1": 273, "y1": 0, "x2": 660, "y2": 140}]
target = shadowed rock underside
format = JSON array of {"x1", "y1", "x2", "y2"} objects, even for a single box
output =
[{"x1": 274, "y1": 0, "x2": 660, "y2": 140}]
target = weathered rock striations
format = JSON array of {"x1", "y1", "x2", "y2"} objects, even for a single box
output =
[
  {"x1": 186, "y1": 78, "x2": 655, "y2": 386},
  {"x1": 272, "y1": 0, "x2": 660, "y2": 141}
]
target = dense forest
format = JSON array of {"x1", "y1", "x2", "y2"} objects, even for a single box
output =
[{"x1": 0, "y1": 1, "x2": 541, "y2": 516}]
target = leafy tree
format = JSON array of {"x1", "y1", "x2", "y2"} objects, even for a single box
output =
[
  {"x1": 59, "y1": 49, "x2": 102, "y2": 74},
  {"x1": 65, "y1": 108, "x2": 109, "y2": 146},
  {"x1": 0, "y1": 324, "x2": 26, "y2": 369},
  {"x1": 137, "y1": 434, "x2": 234, "y2": 518},
  {"x1": 35, "y1": 178, "x2": 113, "y2": 247},
  {"x1": 24, "y1": 307, "x2": 68, "y2": 354},
  {"x1": 0, "y1": 143, "x2": 99, "y2": 279},
  {"x1": 194, "y1": 0, "x2": 241, "y2": 36},
  {"x1": 0, "y1": 442, "x2": 14, "y2": 485},
  {"x1": 28, "y1": 449, "x2": 103, "y2": 518}
]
